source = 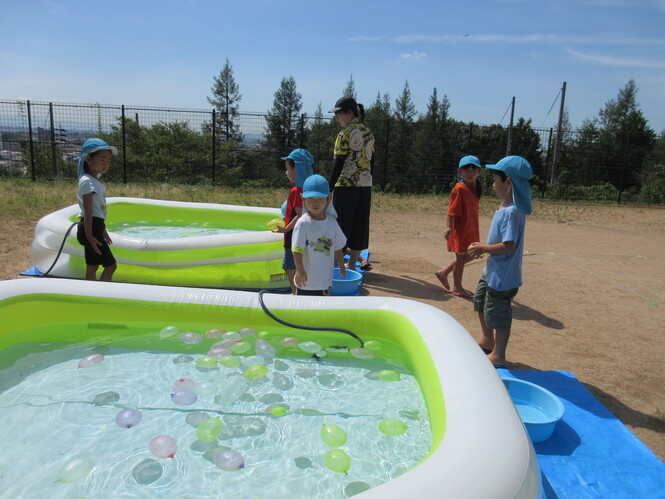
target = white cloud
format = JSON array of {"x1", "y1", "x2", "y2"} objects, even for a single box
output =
[
  {"x1": 565, "y1": 48, "x2": 665, "y2": 68},
  {"x1": 347, "y1": 36, "x2": 384, "y2": 42},
  {"x1": 400, "y1": 51, "x2": 427, "y2": 61},
  {"x1": 391, "y1": 33, "x2": 665, "y2": 46}
]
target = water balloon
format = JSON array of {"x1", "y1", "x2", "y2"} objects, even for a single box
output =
[
  {"x1": 196, "y1": 416, "x2": 223, "y2": 442},
  {"x1": 245, "y1": 364, "x2": 268, "y2": 379},
  {"x1": 231, "y1": 341, "x2": 251, "y2": 354},
  {"x1": 212, "y1": 338, "x2": 236, "y2": 349},
  {"x1": 195, "y1": 356, "x2": 218, "y2": 368},
  {"x1": 350, "y1": 347, "x2": 375, "y2": 359},
  {"x1": 214, "y1": 373, "x2": 248, "y2": 405},
  {"x1": 56, "y1": 457, "x2": 93, "y2": 483},
  {"x1": 265, "y1": 218, "x2": 285, "y2": 231},
  {"x1": 219, "y1": 355, "x2": 241, "y2": 369},
  {"x1": 171, "y1": 378, "x2": 195, "y2": 392},
  {"x1": 241, "y1": 355, "x2": 265, "y2": 367},
  {"x1": 364, "y1": 340, "x2": 382, "y2": 351},
  {"x1": 271, "y1": 406, "x2": 288, "y2": 417},
  {"x1": 255, "y1": 338, "x2": 276, "y2": 358},
  {"x1": 299, "y1": 341, "x2": 322, "y2": 354},
  {"x1": 280, "y1": 337, "x2": 300, "y2": 347},
  {"x1": 222, "y1": 331, "x2": 241, "y2": 341},
  {"x1": 171, "y1": 390, "x2": 197, "y2": 405},
  {"x1": 115, "y1": 408, "x2": 142, "y2": 428},
  {"x1": 185, "y1": 412, "x2": 209, "y2": 427},
  {"x1": 378, "y1": 418, "x2": 407, "y2": 436},
  {"x1": 214, "y1": 450, "x2": 245, "y2": 471},
  {"x1": 159, "y1": 326, "x2": 179, "y2": 338},
  {"x1": 131, "y1": 458, "x2": 163, "y2": 485},
  {"x1": 324, "y1": 449, "x2": 351, "y2": 473},
  {"x1": 208, "y1": 347, "x2": 232, "y2": 359},
  {"x1": 272, "y1": 373, "x2": 294, "y2": 390},
  {"x1": 179, "y1": 332, "x2": 203, "y2": 344},
  {"x1": 238, "y1": 327, "x2": 257, "y2": 337},
  {"x1": 149, "y1": 435, "x2": 177, "y2": 458},
  {"x1": 377, "y1": 369, "x2": 400, "y2": 382},
  {"x1": 205, "y1": 328, "x2": 226, "y2": 338},
  {"x1": 92, "y1": 391, "x2": 119, "y2": 406},
  {"x1": 78, "y1": 354, "x2": 104, "y2": 369},
  {"x1": 193, "y1": 380, "x2": 218, "y2": 397},
  {"x1": 320, "y1": 424, "x2": 347, "y2": 447}
]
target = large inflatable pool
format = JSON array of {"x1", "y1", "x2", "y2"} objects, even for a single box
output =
[
  {"x1": 0, "y1": 279, "x2": 542, "y2": 498},
  {"x1": 30, "y1": 197, "x2": 288, "y2": 289}
]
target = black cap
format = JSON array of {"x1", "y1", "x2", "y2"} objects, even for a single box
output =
[{"x1": 329, "y1": 96, "x2": 357, "y2": 113}]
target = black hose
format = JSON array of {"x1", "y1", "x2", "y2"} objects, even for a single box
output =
[
  {"x1": 257, "y1": 289, "x2": 364, "y2": 348},
  {"x1": 41, "y1": 221, "x2": 79, "y2": 278}
]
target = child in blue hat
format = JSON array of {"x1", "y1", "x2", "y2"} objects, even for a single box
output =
[
  {"x1": 76, "y1": 138, "x2": 118, "y2": 281},
  {"x1": 468, "y1": 156, "x2": 533, "y2": 368},
  {"x1": 276, "y1": 149, "x2": 314, "y2": 293},
  {"x1": 291, "y1": 175, "x2": 347, "y2": 296}
]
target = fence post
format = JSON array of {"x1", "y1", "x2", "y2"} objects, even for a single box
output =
[
  {"x1": 121, "y1": 105, "x2": 127, "y2": 183},
  {"x1": 27, "y1": 100, "x2": 35, "y2": 180},
  {"x1": 48, "y1": 102, "x2": 57, "y2": 178},
  {"x1": 542, "y1": 128, "x2": 553, "y2": 199},
  {"x1": 300, "y1": 113, "x2": 306, "y2": 147},
  {"x1": 381, "y1": 117, "x2": 390, "y2": 192},
  {"x1": 467, "y1": 123, "x2": 474, "y2": 151},
  {"x1": 212, "y1": 109, "x2": 216, "y2": 185}
]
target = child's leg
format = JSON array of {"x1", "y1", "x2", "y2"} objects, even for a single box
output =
[
  {"x1": 85, "y1": 265, "x2": 99, "y2": 281},
  {"x1": 487, "y1": 328, "x2": 510, "y2": 368},
  {"x1": 451, "y1": 254, "x2": 472, "y2": 295},
  {"x1": 434, "y1": 260, "x2": 454, "y2": 290},
  {"x1": 99, "y1": 263, "x2": 116, "y2": 282},
  {"x1": 286, "y1": 269, "x2": 296, "y2": 294},
  {"x1": 477, "y1": 310, "x2": 495, "y2": 352},
  {"x1": 346, "y1": 249, "x2": 361, "y2": 270}
]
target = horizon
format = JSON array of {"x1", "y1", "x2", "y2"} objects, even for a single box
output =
[{"x1": 1, "y1": 0, "x2": 664, "y2": 133}]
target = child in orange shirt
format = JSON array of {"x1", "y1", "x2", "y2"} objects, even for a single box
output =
[{"x1": 435, "y1": 155, "x2": 482, "y2": 298}]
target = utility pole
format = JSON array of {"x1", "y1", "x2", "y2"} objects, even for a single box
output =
[
  {"x1": 551, "y1": 82, "x2": 567, "y2": 183},
  {"x1": 506, "y1": 97, "x2": 515, "y2": 156}
]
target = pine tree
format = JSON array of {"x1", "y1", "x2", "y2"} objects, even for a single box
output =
[
  {"x1": 264, "y1": 76, "x2": 303, "y2": 155},
  {"x1": 207, "y1": 58, "x2": 243, "y2": 142},
  {"x1": 343, "y1": 75, "x2": 357, "y2": 100}
]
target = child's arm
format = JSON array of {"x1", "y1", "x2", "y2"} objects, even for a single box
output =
[
  {"x1": 334, "y1": 249, "x2": 346, "y2": 279},
  {"x1": 82, "y1": 193, "x2": 102, "y2": 255},
  {"x1": 276, "y1": 206, "x2": 303, "y2": 234},
  {"x1": 444, "y1": 215, "x2": 454, "y2": 240},
  {"x1": 468, "y1": 241, "x2": 516, "y2": 257},
  {"x1": 293, "y1": 250, "x2": 307, "y2": 288}
]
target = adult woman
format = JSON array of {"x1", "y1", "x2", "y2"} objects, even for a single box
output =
[{"x1": 328, "y1": 96, "x2": 375, "y2": 270}]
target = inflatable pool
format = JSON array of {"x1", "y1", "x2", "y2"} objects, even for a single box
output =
[
  {"x1": 0, "y1": 279, "x2": 542, "y2": 498},
  {"x1": 30, "y1": 197, "x2": 288, "y2": 289}
]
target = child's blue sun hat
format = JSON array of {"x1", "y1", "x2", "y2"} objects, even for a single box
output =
[
  {"x1": 486, "y1": 156, "x2": 534, "y2": 215},
  {"x1": 281, "y1": 148, "x2": 314, "y2": 188},
  {"x1": 458, "y1": 155, "x2": 481, "y2": 169},
  {"x1": 77, "y1": 138, "x2": 117, "y2": 178},
  {"x1": 302, "y1": 174, "x2": 330, "y2": 198}
]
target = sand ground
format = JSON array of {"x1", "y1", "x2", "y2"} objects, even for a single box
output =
[{"x1": 2, "y1": 203, "x2": 664, "y2": 462}]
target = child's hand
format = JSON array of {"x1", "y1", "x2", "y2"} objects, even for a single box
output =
[
  {"x1": 294, "y1": 270, "x2": 307, "y2": 288},
  {"x1": 87, "y1": 235, "x2": 103, "y2": 255},
  {"x1": 274, "y1": 226, "x2": 287, "y2": 233},
  {"x1": 338, "y1": 265, "x2": 346, "y2": 279},
  {"x1": 467, "y1": 243, "x2": 486, "y2": 259},
  {"x1": 444, "y1": 228, "x2": 451, "y2": 240},
  {"x1": 104, "y1": 230, "x2": 113, "y2": 245}
]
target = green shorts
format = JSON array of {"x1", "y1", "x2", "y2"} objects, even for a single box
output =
[{"x1": 473, "y1": 275, "x2": 519, "y2": 330}]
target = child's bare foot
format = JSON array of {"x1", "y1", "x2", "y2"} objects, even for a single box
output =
[
  {"x1": 487, "y1": 353, "x2": 506, "y2": 368},
  {"x1": 478, "y1": 342, "x2": 494, "y2": 355},
  {"x1": 434, "y1": 270, "x2": 450, "y2": 290}
]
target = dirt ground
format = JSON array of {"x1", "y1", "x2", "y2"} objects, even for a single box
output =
[
  {"x1": 362, "y1": 206, "x2": 665, "y2": 463},
  {"x1": 2, "y1": 203, "x2": 664, "y2": 463}
]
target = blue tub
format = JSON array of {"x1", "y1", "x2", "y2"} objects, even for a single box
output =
[
  {"x1": 502, "y1": 377, "x2": 565, "y2": 443},
  {"x1": 331, "y1": 268, "x2": 363, "y2": 296}
]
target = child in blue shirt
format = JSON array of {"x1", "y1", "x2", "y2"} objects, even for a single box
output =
[{"x1": 468, "y1": 156, "x2": 533, "y2": 368}]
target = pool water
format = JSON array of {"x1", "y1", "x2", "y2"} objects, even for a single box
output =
[
  {"x1": 107, "y1": 221, "x2": 252, "y2": 239},
  {"x1": 0, "y1": 329, "x2": 431, "y2": 498}
]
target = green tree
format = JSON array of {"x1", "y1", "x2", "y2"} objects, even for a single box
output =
[
  {"x1": 364, "y1": 92, "x2": 391, "y2": 189},
  {"x1": 389, "y1": 81, "x2": 417, "y2": 191},
  {"x1": 343, "y1": 75, "x2": 357, "y2": 100},
  {"x1": 264, "y1": 76, "x2": 303, "y2": 156},
  {"x1": 304, "y1": 103, "x2": 337, "y2": 178},
  {"x1": 207, "y1": 58, "x2": 243, "y2": 142},
  {"x1": 596, "y1": 80, "x2": 655, "y2": 190}
]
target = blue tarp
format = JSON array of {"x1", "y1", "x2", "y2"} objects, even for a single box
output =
[{"x1": 499, "y1": 370, "x2": 665, "y2": 498}]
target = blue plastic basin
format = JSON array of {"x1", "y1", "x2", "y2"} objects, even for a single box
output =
[
  {"x1": 331, "y1": 268, "x2": 362, "y2": 296},
  {"x1": 502, "y1": 377, "x2": 565, "y2": 443}
]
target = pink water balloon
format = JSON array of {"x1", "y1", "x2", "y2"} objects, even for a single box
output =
[
  {"x1": 78, "y1": 354, "x2": 104, "y2": 368},
  {"x1": 149, "y1": 435, "x2": 177, "y2": 458},
  {"x1": 171, "y1": 378, "x2": 195, "y2": 392}
]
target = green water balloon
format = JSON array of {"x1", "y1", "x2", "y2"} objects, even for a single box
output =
[
  {"x1": 245, "y1": 364, "x2": 268, "y2": 379},
  {"x1": 196, "y1": 417, "x2": 223, "y2": 442},
  {"x1": 324, "y1": 449, "x2": 351, "y2": 473},
  {"x1": 379, "y1": 418, "x2": 407, "y2": 436},
  {"x1": 377, "y1": 369, "x2": 400, "y2": 382},
  {"x1": 320, "y1": 424, "x2": 347, "y2": 447}
]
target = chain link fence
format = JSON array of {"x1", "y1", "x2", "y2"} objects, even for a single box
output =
[{"x1": 1, "y1": 99, "x2": 663, "y2": 202}]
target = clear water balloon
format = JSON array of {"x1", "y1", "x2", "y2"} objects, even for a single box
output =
[
  {"x1": 78, "y1": 354, "x2": 104, "y2": 369},
  {"x1": 115, "y1": 408, "x2": 142, "y2": 428},
  {"x1": 171, "y1": 390, "x2": 198, "y2": 405},
  {"x1": 56, "y1": 457, "x2": 93, "y2": 483},
  {"x1": 214, "y1": 449, "x2": 245, "y2": 471}
]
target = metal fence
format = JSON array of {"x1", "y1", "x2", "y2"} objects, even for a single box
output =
[{"x1": 1, "y1": 99, "x2": 662, "y2": 202}]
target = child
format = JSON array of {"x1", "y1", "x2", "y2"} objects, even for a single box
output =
[
  {"x1": 275, "y1": 148, "x2": 314, "y2": 293},
  {"x1": 434, "y1": 155, "x2": 482, "y2": 298},
  {"x1": 76, "y1": 138, "x2": 118, "y2": 282},
  {"x1": 467, "y1": 156, "x2": 533, "y2": 368},
  {"x1": 292, "y1": 175, "x2": 347, "y2": 296}
]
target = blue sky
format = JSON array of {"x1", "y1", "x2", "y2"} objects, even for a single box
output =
[{"x1": 2, "y1": 0, "x2": 664, "y2": 132}]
